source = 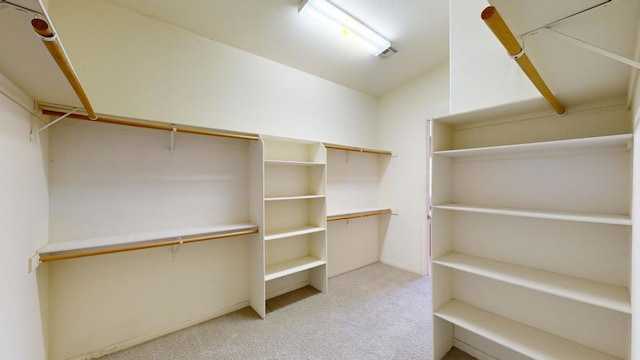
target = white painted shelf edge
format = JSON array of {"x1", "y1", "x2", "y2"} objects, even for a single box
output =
[
  {"x1": 264, "y1": 195, "x2": 326, "y2": 201},
  {"x1": 264, "y1": 226, "x2": 326, "y2": 241},
  {"x1": 264, "y1": 256, "x2": 326, "y2": 281},
  {"x1": 434, "y1": 300, "x2": 621, "y2": 360},
  {"x1": 432, "y1": 204, "x2": 631, "y2": 226},
  {"x1": 434, "y1": 252, "x2": 630, "y2": 313},
  {"x1": 40, "y1": 223, "x2": 259, "y2": 255},
  {"x1": 264, "y1": 160, "x2": 325, "y2": 166},
  {"x1": 433, "y1": 134, "x2": 632, "y2": 158}
]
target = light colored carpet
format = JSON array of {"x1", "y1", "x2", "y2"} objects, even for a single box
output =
[{"x1": 98, "y1": 262, "x2": 475, "y2": 359}]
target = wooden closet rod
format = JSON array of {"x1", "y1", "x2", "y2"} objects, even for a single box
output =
[
  {"x1": 31, "y1": 19, "x2": 98, "y2": 120},
  {"x1": 324, "y1": 143, "x2": 392, "y2": 155},
  {"x1": 327, "y1": 209, "x2": 392, "y2": 222},
  {"x1": 39, "y1": 228, "x2": 259, "y2": 263},
  {"x1": 481, "y1": 6, "x2": 566, "y2": 116},
  {"x1": 42, "y1": 109, "x2": 260, "y2": 141}
]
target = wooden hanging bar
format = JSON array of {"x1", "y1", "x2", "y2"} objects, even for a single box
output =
[
  {"x1": 31, "y1": 18, "x2": 98, "y2": 120},
  {"x1": 327, "y1": 208, "x2": 392, "y2": 222},
  {"x1": 323, "y1": 143, "x2": 392, "y2": 155},
  {"x1": 481, "y1": 6, "x2": 566, "y2": 116},
  {"x1": 41, "y1": 109, "x2": 260, "y2": 141},
  {"x1": 39, "y1": 227, "x2": 259, "y2": 263}
]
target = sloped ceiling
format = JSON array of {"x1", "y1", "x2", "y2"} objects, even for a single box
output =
[{"x1": 103, "y1": 0, "x2": 451, "y2": 96}]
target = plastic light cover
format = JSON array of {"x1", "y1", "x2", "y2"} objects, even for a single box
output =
[{"x1": 299, "y1": 0, "x2": 391, "y2": 56}]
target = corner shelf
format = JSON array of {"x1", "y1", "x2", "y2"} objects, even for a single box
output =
[
  {"x1": 38, "y1": 223, "x2": 259, "y2": 262},
  {"x1": 265, "y1": 160, "x2": 325, "y2": 166},
  {"x1": 264, "y1": 195, "x2": 325, "y2": 201},
  {"x1": 327, "y1": 207, "x2": 392, "y2": 222},
  {"x1": 434, "y1": 252, "x2": 630, "y2": 313},
  {"x1": 264, "y1": 226, "x2": 326, "y2": 241},
  {"x1": 434, "y1": 300, "x2": 620, "y2": 360},
  {"x1": 432, "y1": 204, "x2": 631, "y2": 226},
  {"x1": 264, "y1": 256, "x2": 326, "y2": 281}
]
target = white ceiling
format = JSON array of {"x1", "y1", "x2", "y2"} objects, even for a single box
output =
[{"x1": 104, "y1": 0, "x2": 451, "y2": 96}]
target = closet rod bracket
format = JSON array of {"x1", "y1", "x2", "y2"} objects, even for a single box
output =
[
  {"x1": 28, "y1": 252, "x2": 41, "y2": 273},
  {"x1": 170, "y1": 125, "x2": 177, "y2": 152}
]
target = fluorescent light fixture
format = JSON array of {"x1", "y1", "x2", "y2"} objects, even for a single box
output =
[{"x1": 299, "y1": 0, "x2": 391, "y2": 56}]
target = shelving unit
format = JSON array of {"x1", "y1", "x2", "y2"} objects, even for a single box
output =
[
  {"x1": 260, "y1": 136, "x2": 328, "y2": 310},
  {"x1": 430, "y1": 103, "x2": 633, "y2": 360},
  {"x1": 326, "y1": 146, "x2": 392, "y2": 277}
]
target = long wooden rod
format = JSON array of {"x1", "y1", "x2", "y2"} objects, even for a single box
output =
[
  {"x1": 39, "y1": 228, "x2": 259, "y2": 262},
  {"x1": 31, "y1": 18, "x2": 98, "y2": 120},
  {"x1": 327, "y1": 209, "x2": 392, "y2": 222},
  {"x1": 323, "y1": 143, "x2": 392, "y2": 155},
  {"x1": 481, "y1": 6, "x2": 566, "y2": 116},
  {"x1": 42, "y1": 109, "x2": 260, "y2": 141}
]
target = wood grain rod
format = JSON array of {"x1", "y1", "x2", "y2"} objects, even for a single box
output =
[
  {"x1": 42, "y1": 109, "x2": 260, "y2": 141},
  {"x1": 39, "y1": 229, "x2": 259, "y2": 263},
  {"x1": 323, "y1": 143, "x2": 392, "y2": 155},
  {"x1": 31, "y1": 18, "x2": 98, "y2": 120},
  {"x1": 327, "y1": 209, "x2": 392, "y2": 222},
  {"x1": 481, "y1": 6, "x2": 566, "y2": 115}
]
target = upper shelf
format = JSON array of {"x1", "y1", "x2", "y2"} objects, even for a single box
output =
[
  {"x1": 434, "y1": 252, "x2": 630, "y2": 313},
  {"x1": 327, "y1": 207, "x2": 392, "y2": 222},
  {"x1": 433, "y1": 204, "x2": 631, "y2": 226},
  {"x1": 323, "y1": 143, "x2": 392, "y2": 156},
  {"x1": 38, "y1": 223, "x2": 259, "y2": 262},
  {"x1": 433, "y1": 134, "x2": 632, "y2": 158}
]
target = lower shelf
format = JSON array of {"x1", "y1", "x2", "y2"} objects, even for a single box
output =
[
  {"x1": 265, "y1": 256, "x2": 326, "y2": 281},
  {"x1": 38, "y1": 223, "x2": 259, "y2": 262},
  {"x1": 434, "y1": 300, "x2": 620, "y2": 360}
]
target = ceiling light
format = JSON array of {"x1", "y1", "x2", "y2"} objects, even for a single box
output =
[{"x1": 298, "y1": 0, "x2": 392, "y2": 56}]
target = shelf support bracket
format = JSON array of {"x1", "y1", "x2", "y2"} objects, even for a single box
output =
[
  {"x1": 537, "y1": 28, "x2": 640, "y2": 70},
  {"x1": 170, "y1": 125, "x2": 177, "y2": 152},
  {"x1": 31, "y1": 108, "x2": 78, "y2": 140}
]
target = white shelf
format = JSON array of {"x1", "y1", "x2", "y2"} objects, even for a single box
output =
[
  {"x1": 434, "y1": 252, "x2": 630, "y2": 313},
  {"x1": 264, "y1": 226, "x2": 326, "y2": 241},
  {"x1": 434, "y1": 300, "x2": 621, "y2": 360},
  {"x1": 327, "y1": 207, "x2": 392, "y2": 221},
  {"x1": 264, "y1": 160, "x2": 325, "y2": 166},
  {"x1": 433, "y1": 134, "x2": 632, "y2": 158},
  {"x1": 264, "y1": 256, "x2": 326, "y2": 281},
  {"x1": 264, "y1": 194, "x2": 325, "y2": 201},
  {"x1": 433, "y1": 204, "x2": 631, "y2": 226},
  {"x1": 39, "y1": 223, "x2": 259, "y2": 261}
]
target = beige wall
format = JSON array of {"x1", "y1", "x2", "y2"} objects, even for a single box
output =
[{"x1": 377, "y1": 61, "x2": 450, "y2": 275}]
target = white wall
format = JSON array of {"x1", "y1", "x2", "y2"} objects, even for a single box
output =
[
  {"x1": 49, "y1": 0, "x2": 378, "y2": 148},
  {"x1": 377, "y1": 61, "x2": 450, "y2": 275},
  {"x1": 449, "y1": 0, "x2": 539, "y2": 114},
  {"x1": 0, "y1": 73, "x2": 49, "y2": 360}
]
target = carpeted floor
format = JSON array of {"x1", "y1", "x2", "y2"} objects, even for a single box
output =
[{"x1": 98, "y1": 262, "x2": 475, "y2": 359}]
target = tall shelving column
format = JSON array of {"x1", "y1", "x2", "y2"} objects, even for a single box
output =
[
  {"x1": 261, "y1": 136, "x2": 328, "y2": 305},
  {"x1": 430, "y1": 101, "x2": 633, "y2": 360}
]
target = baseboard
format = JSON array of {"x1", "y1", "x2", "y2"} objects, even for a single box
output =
[
  {"x1": 69, "y1": 300, "x2": 251, "y2": 360},
  {"x1": 453, "y1": 339, "x2": 500, "y2": 360}
]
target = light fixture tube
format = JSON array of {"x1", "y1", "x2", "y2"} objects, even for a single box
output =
[{"x1": 299, "y1": 0, "x2": 391, "y2": 56}]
